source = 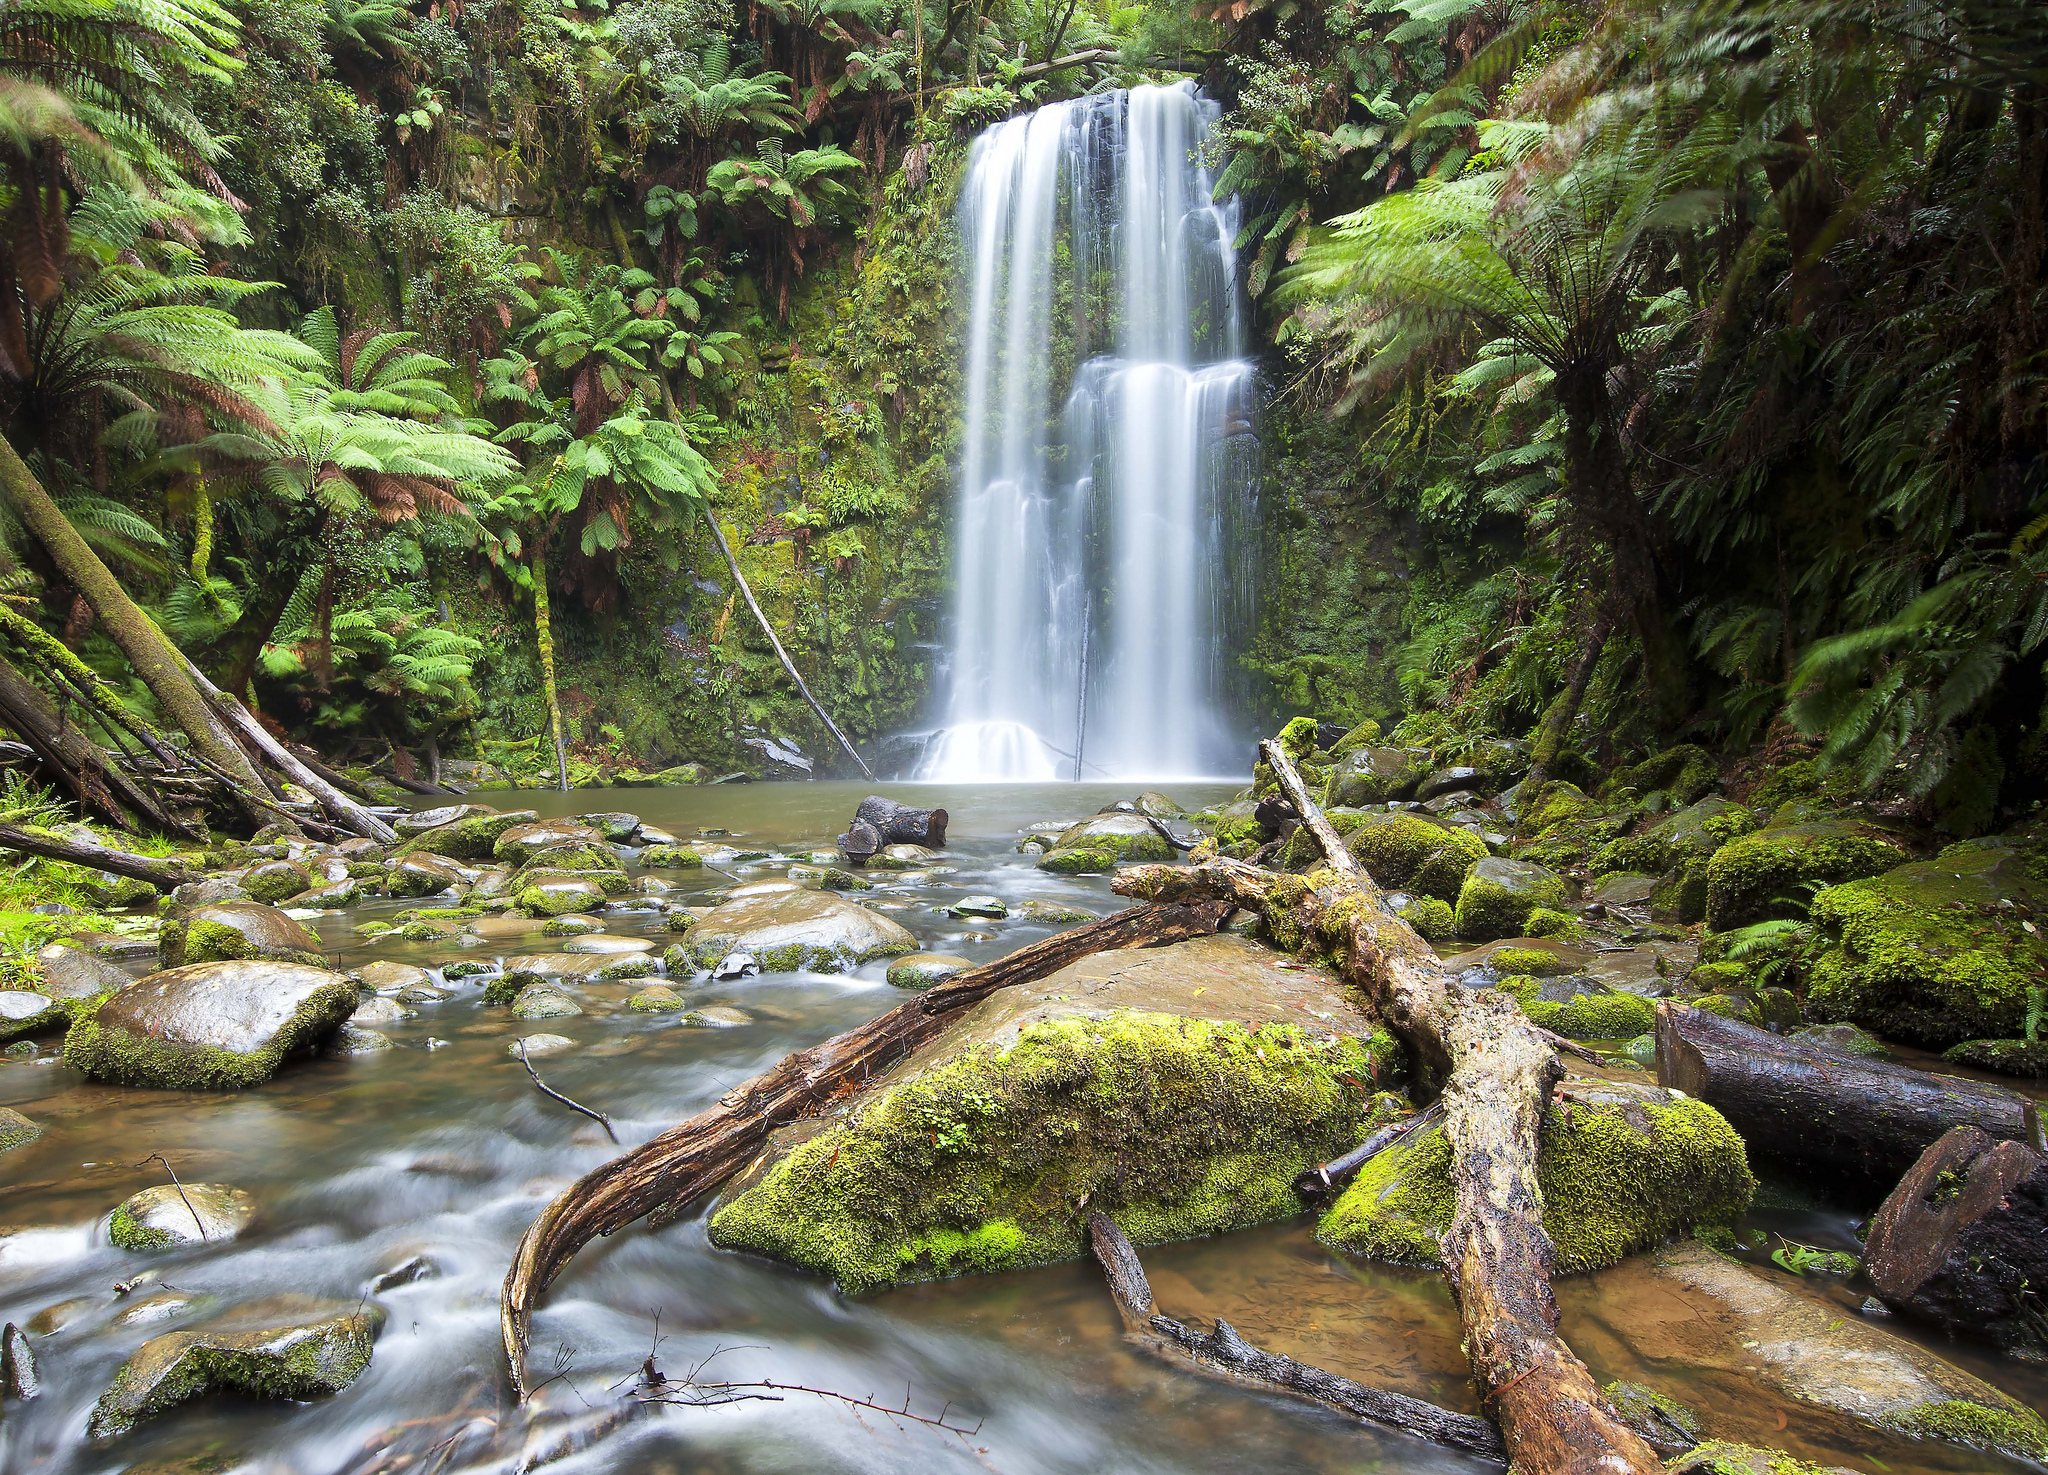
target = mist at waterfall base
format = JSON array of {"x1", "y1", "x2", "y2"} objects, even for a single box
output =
[{"x1": 915, "y1": 83, "x2": 1260, "y2": 785}]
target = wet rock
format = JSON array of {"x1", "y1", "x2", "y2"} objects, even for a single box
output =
[
  {"x1": 1789, "y1": 1023, "x2": 1888, "y2": 1058},
  {"x1": 0, "y1": 1105, "x2": 40, "y2": 1152},
  {"x1": 573, "y1": 812, "x2": 642, "y2": 841},
  {"x1": 1453, "y1": 856, "x2": 1570, "y2": 942},
  {"x1": 652, "y1": 763, "x2": 711, "y2": 786},
  {"x1": 710, "y1": 952, "x2": 758, "y2": 979},
  {"x1": 348, "y1": 996, "x2": 408, "y2": 1025},
  {"x1": 541, "y1": 914, "x2": 605, "y2": 937},
  {"x1": 1323, "y1": 746, "x2": 1431, "y2": 807},
  {"x1": 238, "y1": 859, "x2": 311, "y2": 906},
  {"x1": 1013, "y1": 898, "x2": 1094, "y2": 925},
  {"x1": 1050, "y1": 813, "x2": 1173, "y2": 862},
  {"x1": 511, "y1": 984, "x2": 582, "y2": 1019},
  {"x1": 1494, "y1": 973, "x2": 1655, "y2": 1040},
  {"x1": 787, "y1": 863, "x2": 871, "y2": 891},
  {"x1": 34, "y1": 940, "x2": 133, "y2": 1002},
  {"x1": 503, "y1": 953, "x2": 615, "y2": 980},
  {"x1": 26, "y1": 1298, "x2": 91, "y2": 1335},
  {"x1": 386, "y1": 853, "x2": 468, "y2": 899},
  {"x1": 1601, "y1": 1379, "x2": 1699, "y2": 1454},
  {"x1": 1135, "y1": 791, "x2": 1185, "y2": 819},
  {"x1": 683, "y1": 1005, "x2": 753, "y2": 1028},
  {"x1": 1419, "y1": 788, "x2": 1480, "y2": 814},
  {"x1": 440, "y1": 959, "x2": 492, "y2": 980},
  {"x1": 596, "y1": 955, "x2": 658, "y2": 981},
  {"x1": 395, "y1": 803, "x2": 496, "y2": 837},
  {"x1": 1417, "y1": 766, "x2": 1486, "y2": 802},
  {"x1": 869, "y1": 842, "x2": 943, "y2": 869},
  {"x1": 510, "y1": 1033, "x2": 575, "y2": 1056},
  {"x1": 1585, "y1": 872, "x2": 1658, "y2": 910},
  {"x1": 682, "y1": 888, "x2": 917, "y2": 974},
  {"x1": 637, "y1": 825, "x2": 682, "y2": 846},
  {"x1": 1942, "y1": 1038, "x2": 2048, "y2": 1076},
  {"x1": 112, "y1": 1290, "x2": 215, "y2": 1328},
  {"x1": 949, "y1": 894, "x2": 1008, "y2": 920},
  {"x1": 327, "y1": 1025, "x2": 392, "y2": 1055},
  {"x1": 494, "y1": 820, "x2": 607, "y2": 865},
  {"x1": 86, "y1": 1298, "x2": 383, "y2": 1439},
  {"x1": 401, "y1": 809, "x2": 536, "y2": 861},
  {"x1": 167, "y1": 876, "x2": 249, "y2": 910},
  {"x1": 467, "y1": 868, "x2": 516, "y2": 903},
  {"x1": 369, "y1": 1254, "x2": 436, "y2": 1292},
  {"x1": 482, "y1": 970, "x2": 545, "y2": 1005},
  {"x1": 1321, "y1": 1077, "x2": 1753, "y2": 1270},
  {"x1": 640, "y1": 844, "x2": 706, "y2": 869},
  {"x1": 1338, "y1": 811, "x2": 1489, "y2": 901},
  {"x1": 886, "y1": 953, "x2": 974, "y2": 990},
  {"x1": 66, "y1": 960, "x2": 358, "y2": 1089},
  {"x1": 394, "y1": 984, "x2": 453, "y2": 1005},
  {"x1": 1036, "y1": 845, "x2": 1117, "y2": 874},
  {"x1": 1653, "y1": 1239, "x2": 2048, "y2": 1463},
  {"x1": 359, "y1": 961, "x2": 431, "y2": 993},
  {"x1": 560, "y1": 934, "x2": 655, "y2": 955},
  {"x1": 1865, "y1": 1125, "x2": 2048, "y2": 1362},
  {"x1": 293, "y1": 877, "x2": 372, "y2": 909},
  {"x1": 516, "y1": 876, "x2": 610, "y2": 917},
  {"x1": 159, "y1": 901, "x2": 324, "y2": 969},
  {"x1": 1666, "y1": 1445, "x2": 1851, "y2": 1475},
  {"x1": 628, "y1": 984, "x2": 684, "y2": 1013},
  {"x1": 1621, "y1": 1033, "x2": 1658, "y2": 1067},
  {"x1": 0, "y1": 990, "x2": 67, "y2": 1042},
  {"x1": 109, "y1": 1183, "x2": 256, "y2": 1251},
  {"x1": 2, "y1": 1320, "x2": 38, "y2": 1399}
]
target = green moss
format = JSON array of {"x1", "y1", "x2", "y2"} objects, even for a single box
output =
[
  {"x1": 1941, "y1": 1038, "x2": 2048, "y2": 1076},
  {"x1": 1522, "y1": 907, "x2": 1577, "y2": 939},
  {"x1": 85, "y1": 1309, "x2": 382, "y2": 1438},
  {"x1": 1344, "y1": 813, "x2": 1489, "y2": 901},
  {"x1": 1689, "y1": 961, "x2": 1749, "y2": 992},
  {"x1": 1601, "y1": 744, "x2": 1719, "y2": 806},
  {"x1": 1884, "y1": 1399, "x2": 2048, "y2": 1464},
  {"x1": 1668, "y1": 1442, "x2": 1845, "y2": 1475},
  {"x1": 640, "y1": 845, "x2": 705, "y2": 869},
  {"x1": 1498, "y1": 976, "x2": 1656, "y2": 1039},
  {"x1": 482, "y1": 971, "x2": 541, "y2": 1004},
  {"x1": 1704, "y1": 817, "x2": 1910, "y2": 931},
  {"x1": 1399, "y1": 896, "x2": 1456, "y2": 944},
  {"x1": 64, "y1": 975, "x2": 358, "y2": 1090},
  {"x1": 1318, "y1": 1081, "x2": 1754, "y2": 1271},
  {"x1": 109, "y1": 1201, "x2": 171, "y2": 1251},
  {"x1": 1491, "y1": 946, "x2": 1577, "y2": 976},
  {"x1": 0, "y1": 1105, "x2": 39, "y2": 1152},
  {"x1": 1037, "y1": 846, "x2": 1118, "y2": 874},
  {"x1": 709, "y1": 1011, "x2": 1387, "y2": 1292},
  {"x1": 1454, "y1": 863, "x2": 1568, "y2": 942}
]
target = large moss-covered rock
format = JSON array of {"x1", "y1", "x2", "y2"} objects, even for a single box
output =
[
  {"x1": 710, "y1": 935, "x2": 1392, "y2": 1291},
  {"x1": 1209, "y1": 796, "x2": 1270, "y2": 855},
  {"x1": 1049, "y1": 813, "x2": 1173, "y2": 862},
  {"x1": 1036, "y1": 845, "x2": 1118, "y2": 874},
  {"x1": 683, "y1": 887, "x2": 916, "y2": 973},
  {"x1": 1454, "y1": 856, "x2": 1570, "y2": 941},
  {"x1": 1805, "y1": 837, "x2": 2048, "y2": 1046},
  {"x1": 1497, "y1": 974, "x2": 1657, "y2": 1039},
  {"x1": 240, "y1": 859, "x2": 311, "y2": 905},
  {"x1": 86, "y1": 1298, "x2": 382, "y2": 1439},
  {"x1": 1602, "y1": 744, "x2": 1720, "y2": 808},
  {"x1": 398, "y1": 808, "x2": 536, "y2": 860},
  {"x1": 1594, "y1": 798, "x2": 1759, "y2": 925},
  {"x1": 158, "y1": 901, "x2": 325, "y2": 968},
  {"x1": 1342, "y1": 811, "x2": 1489, "y2": 901},
  {"x1": 1705, "y1": 816, "x2": 1913, "y2": 932},
  {"x1": 1323, "y1": 747, "x2": 1431, "y2": 807},
  {"x1": 1318, "y1": 1078, "x2": 1754, "y2": 1270},
  {"x1": 385, "y1": 853, "x2": 468, "y2": 899},
  {"x1": 64, "y1": 960, "x2": 357, "y2": 1088},
  {"x1": 493, "y1": 820, "x2": 607, "y2": 865}
]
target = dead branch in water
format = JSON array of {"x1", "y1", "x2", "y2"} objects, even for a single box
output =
[
  {"x1": 635, "y1": 1343, "x2": 985, "y2": 1440},
  {"x1": 518, "y1": 1041, "x2": 619, "y2": 1143}
]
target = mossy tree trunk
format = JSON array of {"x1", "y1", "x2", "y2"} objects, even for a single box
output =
[
  {"x1": 0, "y1": 431, "x2": 271, "y2": 801},
  {"x1": 531, "y1": 526, "x2": 570, "y2": 793},
  {"x1": 1526, "y1": 607, "x2": 1614, "y2": 790}
]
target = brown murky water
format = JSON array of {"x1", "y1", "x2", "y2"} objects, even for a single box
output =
[{"x1": 2, "y1": 781, "x2": 2043, "y2": 1474}]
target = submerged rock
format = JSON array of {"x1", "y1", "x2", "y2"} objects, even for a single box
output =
[
  {"x1": 109, "y1": 1183, "x2": 256, "y2": 1251},
  {"x1": 710, "y1": 935, "x2": 1390, "y2": 1292},
  {"x1": 0, "y1": 1106, "x2": 40, "y2": 1152},
  {"x1": 949, "y1": 894, "x2": 1008, "y2": 919},
  {"x1": 1601, "y1": 1379, "x2": 1700, "y2": 1454},
  {"x1": 510, "y1": 984, "x2": 582, "y2": 1019},
  {"x1": 682, "y1": 888, "x2": 916, "y2": 973},
  {"x1": 869, "y1": 842, "x2": 943, "y2": 869},
  {"x1": 159, "y1": 901, "x2": 325, "y2": 969},
  {"x1": 886, "y1": 953, "x2": 973, "y2": 990},
  {"x1": 86, "y1": 1298, "x2": 382, "y2": 1439},
  {"x1": 327, "y1": 1024, "x2": 392, "y2": 1055},
  {"x1": 628, "y1": 984, "x2": 684, "y2": 1012},
  {"x1": 1318, "y1": 1078, "x2": 1754, "y2": 1271},
  {"x1": 65, "y1": 960, "x2": 358, "y2": 1089},
  {"x1": 510, "y1": 1033, "x2": 576, "y2": 1056},
  {"x1": 684, "y1": 1005, "x2": 754, "y2": 1027}
]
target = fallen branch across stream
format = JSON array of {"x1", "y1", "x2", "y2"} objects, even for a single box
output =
[
  {"x1": 499, "y1": 897, "x2": 1230, "y2": 1392},
  {"x1": 0, "y1": 822, "x2": 200, "y2": 889},
  {"x1": 1086, "y1": 1212, "x2": 1506, "y2": 1463},
  {"x1": 1114, "y1": 741, "x2": 1663, "y2": 1475}
]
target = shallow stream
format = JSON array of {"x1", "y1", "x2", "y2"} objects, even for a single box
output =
[{"x1": 2, "y1": 782, "x2": 2042, "y2": 1475}]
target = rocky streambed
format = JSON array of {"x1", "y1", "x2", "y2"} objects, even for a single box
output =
[{"x1": 0, "y1": 780, "x2": 2043, "y2": 1475}]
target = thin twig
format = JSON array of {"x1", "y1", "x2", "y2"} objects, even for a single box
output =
[
  {"x1": 133, "y1": 1152, "x2": 206, "y2": 1242},
  {"x1": 518, "y1": 1041, "x2": 619, "y2": 1143}
]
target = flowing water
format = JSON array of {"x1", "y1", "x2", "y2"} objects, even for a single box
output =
[
  {"x1": 3, "y1": 784, "x2": 2044, "y2": 1475},
  {"x1": 920, "y1": 84, "x2": 1260, "y2": 784}
]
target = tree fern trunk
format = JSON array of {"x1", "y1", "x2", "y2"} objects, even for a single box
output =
[{"x1": 532, "y1": 531, "x2": 570, "y2": 793}]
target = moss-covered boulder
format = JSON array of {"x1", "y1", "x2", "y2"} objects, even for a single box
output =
[
  {"x1": 385, "y1": 853, "x2": 468, "y2": 899},
  {"x1": 109, "y1": 1182, "x2": 255, "y2": 1250},
  {"x1": 1705, "y1": 816, "x2": 1914, "y2": 932},
  {"x1": 1048, "y1": 813, "x2": 1173, "y2": 862},
  {"x1": 399, "y1": 808, "x2": 536, "y2": 860},
  {"x1": 1941, "y1": 1038, "x2": 2048, "y2": 1076},
  {"x1": 0, "y1": 1105, "x2": 41, "y2": 1152},
  {"x1": 65, "y1": 960, "x2": 357, "y2": 1088},
  {"x1": 1209, "y1": 796, "x2": 1269, "y2": 855},
  {"x1": 1323, "y1": 747, "x2": 1431, "y2": 807},
  {"x1": 640, "y1": 843, "x2": 706, "y2": 869},
  {"x1": 1454, "y1": 856, "x2": 1570, "y2": 941},
  {"x1": 159, "y1": 901, "x2": 325, "y2": 969},
  {"x1": 1399, "y1": 896, "x2": 1456, "y2": 945},
  {"x1": 1497, "y1": 974, "x2": 1657, "y2": 1039},
  {"x1": 1602, "y1": 744, "x2": 1720, "y2": 808},
  {"x1": 1343, "y1": 811, "x2": 1489, "y2": 901},
  {"x1": 240, "y1": 859, "x2": 311, "y2": 905},
  {"x1": 86, "y1": 1298, "x2": 383, "y2": 1439},
  {"x1": 493, "y1": 820, "x2": 608, "y2": 865},
  {"x1": 887, "y1": 953, "x2": 974, "y2": 989},
  {"x1": 683, "y1": 887, "x2": 916, "y2": 973},
  {"x1": 709, "y1": 935, "x2": 1393, "y2": 1291},
  {"x1": 1594, "y1": 798, "x2": 1759, "y2": 925},
  {"x1": 1804, "y1": 837, "x2": 2047, "y2": 1046},
  {"x1": 1319, "y1": 1078, "x2": 1753, "y2": 1270},
  {"x1": 1037, "y1": 845, "x2": 1118, "y2": 874},
  {"x1": 1666, "y1": 1444, "x2": 1850, "y2": 1475},
  {"x1": 395, "y1": 803, "x2": 495, "y2": 836},
  {"x1": 0, "y1": 989, "x2": 69, "y2": 1042},
  {"x1": 515, "y1": 874, "x2": 625, "y2": 917}
]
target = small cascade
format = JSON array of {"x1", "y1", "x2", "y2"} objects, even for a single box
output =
[{"x1": 918, "y1": 81, "x2": 1258, "y2": 782}]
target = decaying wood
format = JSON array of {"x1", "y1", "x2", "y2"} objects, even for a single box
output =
[
  {"x1": 1655, "y1": 1003, "x2": 2034, "y2": 1191},
  {"x1": 0, "y1": 649, "x2": 192, "y2": 837},
  {"x1": 1260, "y1": 737, "x2": 1359, "y2": 879},
  {"x1": 0, "y1": 822, "x2": 200, "y2": 889},
  {"x1": 1086, "y1": 1212, "x2": 1506, "y2": 1464},
  {"x1": 853, "y1": 794, "x2": 948, "y2": 847},
  {"x1": 500, "y1": 898, "x2": 1231, "y2": 1392},
  {"x1": 1115, "y1": 742, "x2": 1662, "y2": 1475},
  {"x1": 1295, "y1": 1102, "x2": 1444, "y2": 1203}
]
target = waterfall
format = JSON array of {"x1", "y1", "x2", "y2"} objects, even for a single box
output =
[{"x1": 917, "y1": 81, "x2": 1258, "y2": 783}]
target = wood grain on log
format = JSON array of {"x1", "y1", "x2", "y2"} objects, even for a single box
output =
[
  {"x1": 1086, "y1": 1212, "x2": 1507, "y2": 1463},
  {"x1": 1655, "y1": 1003, "x2": 2033, "y2": 1191},
  {"x1": 500, "y1": 899, "x2": 1229, "y2": 1392},
  {"x1": 853, "y1": 795, "x2": 948, "y2": 847},
  {"x1": 0, "y1": 822, "x2": 199, "y2": 889},
  {"x1": 1115, "y1": 742, "x2": 1662, "y2": 1475}
]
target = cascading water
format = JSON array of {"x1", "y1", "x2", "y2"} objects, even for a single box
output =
[{"x1": 917, "y1": 81, "x2": 1258, "y2": 783}]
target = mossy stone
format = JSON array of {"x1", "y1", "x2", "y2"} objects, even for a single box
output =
[
  {"x1": 1453, "y1": 856, "x2": 1569, "y2": 942},
  {"x1": 1037, "y1": 845, "x2": 1117, "y2": 874},
  {"x1": 1398, "y1": 896, "x2": 1456, "y2": 945},
  {"x1": 160, "y1": 901, "x2": 324, "y2": 969},
  {"x1": 628, "y1": 985, "x2": 685, "y2": 1012},
  {"x1": 1050, "y1": 814, "x2": 1173, "y2": 862},
  {"x1": 886, "y1": 953, "x2": 974, "y2": 990},
  {"x1": 515, "y1": 878, "x2": 608, "y2": 917},
  {"x1": 1498, "y1": 974, "x2": 1656, "y2": 1039},
  {"x1": 0, "y1": 1105, "x2": 40, "y2": 1152},
  {"x1": 1319, "y1": 1077, "x2": 1754, "y2": 1270},
  {"x1": 65, "y1": 960, "x2": 358, "y2": 1089},
  {"x1": 0, "y1": 989, "x2": 70, "y2": 1042},
  {"x1": 1704, "y1": 816, "x2": 1913, "y2": 932},
  {"x1": 1343, "y1": 811, "x2": 1489, "y2": 902},
  {"x1": 241, "y1": 860, "x2": 311, "y2": 906},
  {"x1": 510, "y1": 985, "x2": 582, "y2": 1019},
  {"x1": 108, "y1": 1183, "x2": 255, "y2": 1251},
  {"x1": 1601, "y1": 744, "x2": 1720, "y2": 807},
  {"x1": 1322, "y1": 746, "x2": 1430, "y2": 807},
  {"x1": 639, "y1": 844, "x2": 705, "y2": 869},
  {"x1": 1939, "y1": 1037, "x2": 2048, "y2": 1077}
]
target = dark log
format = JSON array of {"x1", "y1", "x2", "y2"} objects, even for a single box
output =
[
  {"x1": 286, "y1": 744, "x2": 377, "y2": 802},
  {"x1": 853, "y1": 795, "x2": 948, "y2": 847},
  {"x1": 1864, "y1": 1125, "x2": 2048, "y2": 1361},
  {"x1": 1294, "y1": 1102, "x2": 1444, "y2": 1203},
  {"x1": 1654, "y1": 1003, "x2": 2034, "y2": 1192},
  {"x1": 1085, "y1": 1213, "x2": 1506, "y2": 1464},
  {"x1": 0, "y1": 650, "x2": 190, "y2": 836},
  {"x1": 0, "y1": 822, "x2": 199, "y2": 889},
  {"x1": 500, "y1": 897, "x2": 1231, "y2": 1391},
  {"x1": 835, "y1": 817, "x2": 881, "y2": 865},
  {"x1": 1115, "y1": 740, "x2": 1663, "y2": 1475}
]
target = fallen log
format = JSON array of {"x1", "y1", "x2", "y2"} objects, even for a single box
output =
[
  {"x1": 835, "y1": 817, "x2": 881, "y2": 866},
  {"x1": 0, "y1": 822, "x2": 200, "y2": 889},
  {"x1": 853, "y1": 795, "x2": 948, "y2": 848},
  {"x1": 1654, "y1": 1003, "x2": 2034, "y2": 1192},
  {"x1": 0, "y1": 649, "x2": 194, "y2": 837},
  {"x1": 1086, "y1": 1212, "x2": 1506, "y2": 1464},
  {"x1": 1294, "y1": 1102, "x2": 1444, "y2": 1203},
  {"x1": 1115, "y1": 741, "x2": 1662, "y2": 1475},
  {"x1": 500, "y1": 897, "x2": 1231, "y2": 1391}
]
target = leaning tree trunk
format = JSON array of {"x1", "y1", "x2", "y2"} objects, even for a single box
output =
[
  {"x1": 0, "y1": 648, "x2": 186, "y2": 834},
  {"x1": 1110, "y1": 741, "x2": 1663, "y2": 1475},
  {"x1": 0, "y1": 433, "x2": 268, "y2": 797},
  {"x1": 1526, "y1": 607, "x2": 1614, "y2": 789},
  {"x1": 530, "y1": 529, "x2": 570, "y2": 793}
]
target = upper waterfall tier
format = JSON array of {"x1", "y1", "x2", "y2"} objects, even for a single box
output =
[{"x1": 919, "y1": 81, "x2": 1259, "y2": 784}]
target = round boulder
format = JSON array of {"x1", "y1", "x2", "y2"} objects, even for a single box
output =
[
  {"x1": 494, "y1": 821, "x2": 607, "y2": 865},
  {"x1": 683, "y1": 889, "x2": 916, "y2": 973},
  {"x1": 1454, "y1": 857, "x2": 1570, "y2": 942},
  {"x1": 109, "y1": 1182, "x2": 256, "y2": 1251},
  {"x1": 65, "y1": 960, "x2": 358, "y2": 1089},
  {"x1": 160, "y1": 901, "x2": 324, "y2": 969},
  {"x1": 885, "y1": 953, "x2": 973, "y2": 990},
  {"x1": 1051, "y1": 813, "x2": 1173, "y2": 862}
]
